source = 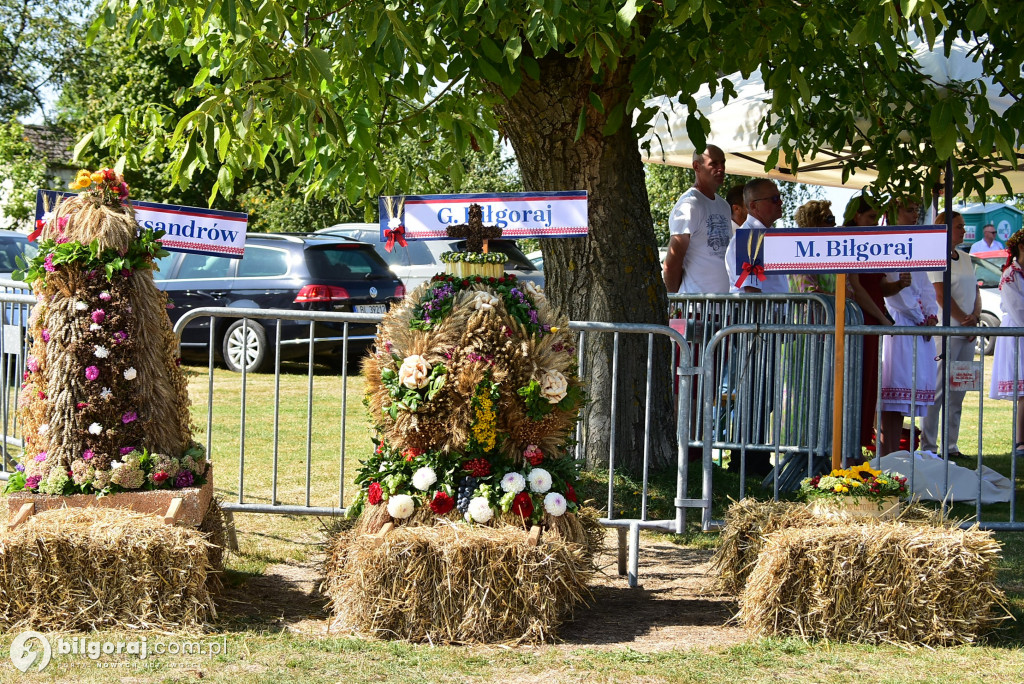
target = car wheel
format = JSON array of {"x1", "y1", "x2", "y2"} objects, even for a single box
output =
[
  {"x1": 222, "y1": 319, "x2": 270, "y2": 373},
  {"x1": 978, "y1": 312, "x2": 999, "y2": 356}
]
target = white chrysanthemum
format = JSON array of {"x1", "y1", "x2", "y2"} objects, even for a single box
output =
[
  {"x1": 471, "y1": 291, "x2": 500, "y2": 311},
  {"x1": 387, "y1": 217, "x2": 401, "y2": 229},
  {"x1": 94, "y1": 345, "x2": 109, "y2": 359},
  {"x1": 88, "y1": 422, "x2": 102, "y2": 435},
  {"x1": 100, "y1": 387, "x2": 112, "y2": 401},
  {"x1": 412, "y1": 466, "x2": 437, "y2": 491},
  {"x1": 500, "y1": 471, "x2": 526, "y2": 494},
  {"x1": 38, "y1": 423, "x2": 48, "y2": 435},
  {"x1": 528, "y1": 468, "x2": 552, "y2": 493},
  {"x1": 543, "y1": 492, "x2": 567, "y2": 516},
  {"x1": 386, "y1": 494, "x2": 415, "y2": 519},
  {"x1": 90, "y1": 323, "x2": 101, "y2": 331},
  {"x1": 123, "y1": 367, "x2": 137, "y2": 380},
  {"x1": 467, "y1": 497, "x2": 493, "y2": 523},
  {"x1": 74, "y1": 301, "x2": 88, "y2": 311},
  {"x1": 110, "y1": 460, "x2": 123, "y2": 470}
]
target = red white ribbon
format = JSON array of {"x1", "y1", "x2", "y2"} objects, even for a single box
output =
[
  {"x1": 384, "y1": 224, "x2": 407, "y2": 252},
  {"x1": 27, "y1": 219, "x2": 45, "y2": 243},
  {"x1": 735, "y1": 262, "x2": 766, "y2": 288}
]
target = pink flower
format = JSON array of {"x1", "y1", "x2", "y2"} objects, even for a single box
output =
[
  {"x1": 34, "y1": 452, "x2": 47, "y2": 462},
  {"x1": 113, "y1": 330, "x2": 127, "y2": 344},
  {"x1": 91, "y1": 309, "x2": 105, "y2": 324},
  {"x1": 26, "y1": 357, "x2": 38, "y2": 373},
  {"x1": 152, "y1": 471, "x2": 169, "y2": 483},
  {"x1": 99, "y1": 291, "x2": 111, "y2": 301},
  {"x1": 121, "y1": 410, "x2": 137, "y2": 424},
  {"x1": 85, "y1": 366, "x2": 99, "y2": 381},
  {"x1": 43, "y1": 254, "x2": 55, "y2": 272},
  {"x1": 119, "y1": 447, "x2": 135, "y2": 455},
  {"x1": 41, "y1": 329, "x2": 50, "y2": 342},
  {"x1": 25, "y1": 475, "x2": 40, "y2": 489},
  {"x1": 57, "y1": 216, "x2": 68, "y2": 230},
  {"x1": 76, "y1": 402, "x2": 88, "y2": 410},
  {"x1": 82, "y1": 449, "x2": 94, "y2": 461}
]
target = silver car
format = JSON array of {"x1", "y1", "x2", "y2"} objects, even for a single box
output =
[{"x1": 317, "y1": 223, "x2": 545, "y2": 293}]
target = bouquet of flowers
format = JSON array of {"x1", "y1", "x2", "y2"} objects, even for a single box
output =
[{"x1": 799, "y1": 461, "x2": 908, "y2": 503}]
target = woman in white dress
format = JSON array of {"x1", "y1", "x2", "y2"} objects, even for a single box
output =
[
  {"x1": 989, "y1": 228, "x2": 1024, "y2": 454},
  {"x1": 878, "y1": 200, "x2": 938, "y2": 456}
]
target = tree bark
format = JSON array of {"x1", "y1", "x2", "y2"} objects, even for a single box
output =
[{"x1": 493, "y1": 53, "x2": 676, "y2": 472}]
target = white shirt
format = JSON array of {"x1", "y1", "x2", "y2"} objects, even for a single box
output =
[
  {"x1": 668, "y1": 188, "x2": 732, "y2": 293},
  {"x1": 927, "y1": 250, "x2": 978, "y2": 320},
  {"x1": 724, "y1": 216, "x2": 790, "y2": 294},
  {"x1": 970, "y1": 238, "x2": 1004, "y2": 254}
]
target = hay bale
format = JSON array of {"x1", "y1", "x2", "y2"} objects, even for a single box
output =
[
  {"x1": 738, "y1": 524, "x2": 1009, "y2": 645},
  {"x1": 324, "y1": 522, "x2": 593, "y2": 643},
  {"x1": 712, "y1": 498, "x2": 951, "y2": 595},
  {"x1": 0, "y1": 507, "x2": 215, "y2": 631}
]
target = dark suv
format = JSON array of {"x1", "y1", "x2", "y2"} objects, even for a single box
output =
[{"x1": 153, "y1": 233, "x2": 404, "y2": 372}]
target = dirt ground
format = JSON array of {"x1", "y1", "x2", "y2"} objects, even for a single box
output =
[{"x1": 217, "y1": 530, "x2": 749, "y2": 650}]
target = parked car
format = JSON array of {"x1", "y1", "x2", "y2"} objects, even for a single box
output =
[
  {"x1": 153, "y1": 233, "x2": 404, "y2": 372},
  {"x1": 0, "y1": 230, "x2": 36, "y2": 279},
  {"x1": 971, "y1": 254, "x2": 1004, "y2": 355},
  {"x1": 316, "y1": 223, "x2": 545, "y2": 292},
  {"x1": 525, "y1": 249, "x2": 543, "y2": 271}
]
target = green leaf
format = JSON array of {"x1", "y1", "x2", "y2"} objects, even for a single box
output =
[
  {"x1": 306, "y1": 47, "x2": 335, "y2": 85},
  {"x1": 588, "y1": 92, "x2": 605, "y2": 115},
  {"x1": 616, "y1": 0, "x2": 638, "y2": 33},
  {"x1": 601, "y1": 101, "x2": 626, "y2": 136},
  {"x1": 684, "y1": 113, "x2": 706, "y2": 156},
  {"x1": 575, "y1": 108, "x2": 586, "y2": 142}
]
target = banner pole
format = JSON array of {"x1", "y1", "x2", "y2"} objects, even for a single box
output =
[{"x1": 832, "y1": 273, "x2": 847, "y2": 470}]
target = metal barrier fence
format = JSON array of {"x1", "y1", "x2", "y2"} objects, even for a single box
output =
[
  {"x1": 701, "y1": 322, "x2": 1024, "y2": 531},
  {"x1": 668, "y1": 293, "x2": 865, "y2": 495}
]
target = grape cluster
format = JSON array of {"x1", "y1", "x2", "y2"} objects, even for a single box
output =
[{"x1": 456, "y1": 475, "x2": 478, "y2": 513}]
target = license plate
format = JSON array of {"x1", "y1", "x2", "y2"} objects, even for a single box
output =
[{"x1": 355, "y1": 304, "x2": 387, "y2": 314}]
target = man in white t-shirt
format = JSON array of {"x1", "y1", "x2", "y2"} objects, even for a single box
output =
[
  {"x1": 922, "y1": 212, "x2": 981, "y2": 457},
  {"x1": 969, "y1": 224, "x2": 1004, "y2": 254},
  {"x1": 725, "y1": 179, "x2": 789, "y2": 293},
  {"x1": 663, "y1": 145, "x2": 732, "y2": 294}
]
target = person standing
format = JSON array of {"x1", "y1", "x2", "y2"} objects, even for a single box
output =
[
  {"x1": 726, "y1": 184, "x2": 747, "y2": 235},
  {"x1": 921, "y1": 212, "x2": 979, "y2": 458},
  {"x1": 970, "y1": 223, "x2": 1004, "y2": 254},
  {"x1": 662, "y1": 145, "x2": 732, "y2": 294},
  {"x1": 725, "y1": 179, "x2": 788, "y2": 293},
  {"x1": 788, "y1": 200, "x2": 838, "y2": 294},
  {"x1": 990, "y1": 228, "x2": 1024, "y2": 456}
]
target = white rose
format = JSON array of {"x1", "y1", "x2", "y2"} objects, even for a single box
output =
[
  {"x1": 94, "y1": 345, "x2": 109, "y2": 359},
  {"x1": 467, "y1": 497, "x2": 493, "y2": 523},
  {"x1": 386, "y1": 494, "x2": 415, "y2": 519},
  {"x1": 397, "y1": 355, "x2": 431, "y2": 390},
  {"x1": 543, "y1": 492, "x2": 567, "y2": 517},
  {"x1": 471, "y1": 291, "x2": 500, "y2": 311},
  {"x1": 74, "y1": 301, "x2": 87, "y2": 311},
  {"x1": 528, "y1": 468, "x2": 552, "y2": 493},
  {"x1": 412, "y1": 466, "x2": 437, "y2": 491},
  {"x1": 539, "y1": 370, "x2": 569, "y2": 404},
  {"x1": 123, "y1": 367, "x2": 137, "y2": 381},
  {"x1": 88, "y1": 422, "x2": 102, "y2": 435}
]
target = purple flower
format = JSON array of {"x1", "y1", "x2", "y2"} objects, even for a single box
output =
[
  {"x1": 121, "y1": 269, "x2": 131, "y2": 278},
  {"x1": 82, "y1": 449, "x2": 94, "y2": 461},
  {"x1": 174, "y1": 470, "x2": 194, "y2": 488},
  {"x1": 121, "y1": 410, "x2": 137, "y2": 424},
  {"x1": 91, "y1": 309, "x2": 105, "y2": 324},
  {"x1": 529, "y1": 309, "x2": 539, "y2": 324},
  {"x1": 41, "y1": 329, "x2": 50, "y2": 342},
  {"x1": 25, "y1": 475, "x2": 41, "y2": 489},
  {"x1": 119, "y1": 446, "x2": 135, "y2": 455},
  {"x1": 15, "y1": 463, "x2": 24, "y2": 472},
  {"x1": 26, "y1": 356, "x2": 38, "y2": 373},
  {"x1": 85, "y1": 365, "x2": 100, "y2": 381},
  {"x1": 34, "y1": 452, "x2": 46, "y2": 462},
  {"x1": 43, "y1": 253, "x2": 55, "y2": 272},
  {"x1": 113, "y1": 330, "x2": 127, "y2": 344}
]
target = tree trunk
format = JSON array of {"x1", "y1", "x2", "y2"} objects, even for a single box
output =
[{"x1": 494, "y1": 53, "x2": 676, "y2": 472}]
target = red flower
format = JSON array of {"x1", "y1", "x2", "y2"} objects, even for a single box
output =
[
  {"x1": 464, "y1": 458, "x2": 491, "y2": 477},
  {"x1": 511, "y1": 492, "x2": 534, "y2": 519},
  {"x1": 403, "y1": 447, "x2": 424, "y2": 462},
  {"x1": 367, "y1": 482, "x2": 384, "y2": 505},
  {"x1": 152, "y1": 471, "x2": 169, "y2": 483},
  {"x1": 429, "y1": 491, "x2": 455, "y2": 515},
  {"x1": 474, "y1": 276, "x2": 482, "y2": 283},
  {"x1": 565, "y1": 483, "x2": 577, "y2": 503}
]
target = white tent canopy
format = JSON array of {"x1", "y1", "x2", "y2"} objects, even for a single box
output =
[{"x1": 639, "y1": 39, "x2": 1024, "y2": 191}]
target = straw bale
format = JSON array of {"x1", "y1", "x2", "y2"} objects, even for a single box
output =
[
  {"x1": 712, "y1": 498, "x2": 950, "y2": 595},
  {"x1": 0, "y1": 508, "x2": 216, "y2": 631},
  {"x1": 738, "y1": 523, "x2": 1009, "y2": 645},
  {"x1": 324, "y1": 522, "x2": 594, "y2": 643}
]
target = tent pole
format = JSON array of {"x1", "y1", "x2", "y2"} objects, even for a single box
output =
[{"x1": 832, "y1": 273, "x2": 847, "y2": 470}]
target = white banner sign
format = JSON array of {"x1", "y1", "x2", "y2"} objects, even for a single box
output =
[
  {"x1": 379, "y1": 191, "x2": 588, "y2": 240},
  {"x1": 36, "y1": 190, "x2": 248, "y2": 259},
  {"x1": 735, "y1": 225, "x2": 948, "y2": 274},
  {"x1": 950, "y1": 360, "x2": 983, "y2": 392}
]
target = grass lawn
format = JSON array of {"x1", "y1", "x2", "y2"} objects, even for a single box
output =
[{"x1": 4, "y1": 359, "x2": 1024, "y2": 681}]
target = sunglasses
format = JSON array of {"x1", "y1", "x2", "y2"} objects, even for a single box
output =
[{"x1": 753, "y1": 194, "x2": 782, "y2": 205}]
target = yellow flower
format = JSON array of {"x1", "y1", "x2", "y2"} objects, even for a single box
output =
[
  {"x1": 851, "y1": 481, "x2": 862, "y2": 487},
  {"x1": 90, "y1": 171, "x2": 104, "y2": 183},
  {"x1": 840, "y1": 486, "x2": 849, "y2": 493},
  {"x1": 550, "y1": 326, "x2": 559, "y2": 333},
  {"x1": 833, "y1": 485, "x2": 843, "y2": 492}
]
